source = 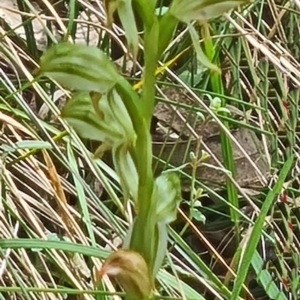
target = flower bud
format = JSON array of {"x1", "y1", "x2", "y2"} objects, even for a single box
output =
[
  {"x1": 61, "y1": 89, "x2": 136, "y2": 147},
  {"x1": 98, "y1": 249, "x2": 152, "y2": 300}
]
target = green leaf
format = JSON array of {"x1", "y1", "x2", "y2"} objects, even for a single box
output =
[
  {"x1": 188, "y1": 24, "x2": 219, "y2": 72},
  {"x1": 0, "y1": 238, "x2": 109, "y2": 259},
  {"x1": 153, "y1": 170, "x2": 181, "y2": 224},
  {"x1": 0, "y1": 144, "x2": 18, "y2": 152},
  {"x1": 251, "y1": 251, "x2": 289, "y2": 300},
  {"x1": 113, "y1": 144, "x2": 139, "y2": 203},
  {"x1": 61, "y1": 92, "x2": 122, "y2": 142},
  {"x1": 0, "y1": 141, "x2": 53, "y2": 152},
  {"x1": 61, "y1": 90, "x2": 136, "y2": 146},
  {"x1": 15, "y1": 140, "x2": 53, "y2": 150},
  {"x1": 105, "y1": 88, "x2": 136, "y2": 141},
  {"x1": 170, "y1": 0, "x2": 251, "y2": 23},
  {"x1": 117, "y1": 0, "x2": 139, "y2": 59},
  {"x1": 152, "y1": 222, "x2": 168, "y2": 277},
  {"x1": 230, "y1": 155, "x2": 294, "y2": 300},
  {"x1": 39, "y1": 42, "x2": 120, "y2": 93},
  {"x1": 31, "y1": 232, "x2": 61, "y2": 252},
  {"x1": 191, "y1": 208, "x2": 206, "y2": 223}
]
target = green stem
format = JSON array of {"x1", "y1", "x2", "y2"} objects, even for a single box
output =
[
  {"x1": 117, "y1": 3, "x2": 177, "y2": 277},
  {"x1": 115, "y1": 79, "x2": 153, "y2": 195},
  {"x1": 141, "y1": 19, "x2": 159, "y2": 125},
  {"x1": 133, "y1": 20, "x2": 160, "y2": 274}
]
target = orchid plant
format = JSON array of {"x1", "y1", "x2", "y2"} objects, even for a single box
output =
[{"x1": 39, "y1": 0, "x2": 251, "y2": 299}]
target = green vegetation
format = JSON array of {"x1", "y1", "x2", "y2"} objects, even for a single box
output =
[{"x1": 0, "y1": 0, "x2": 299, "y2": 299}]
